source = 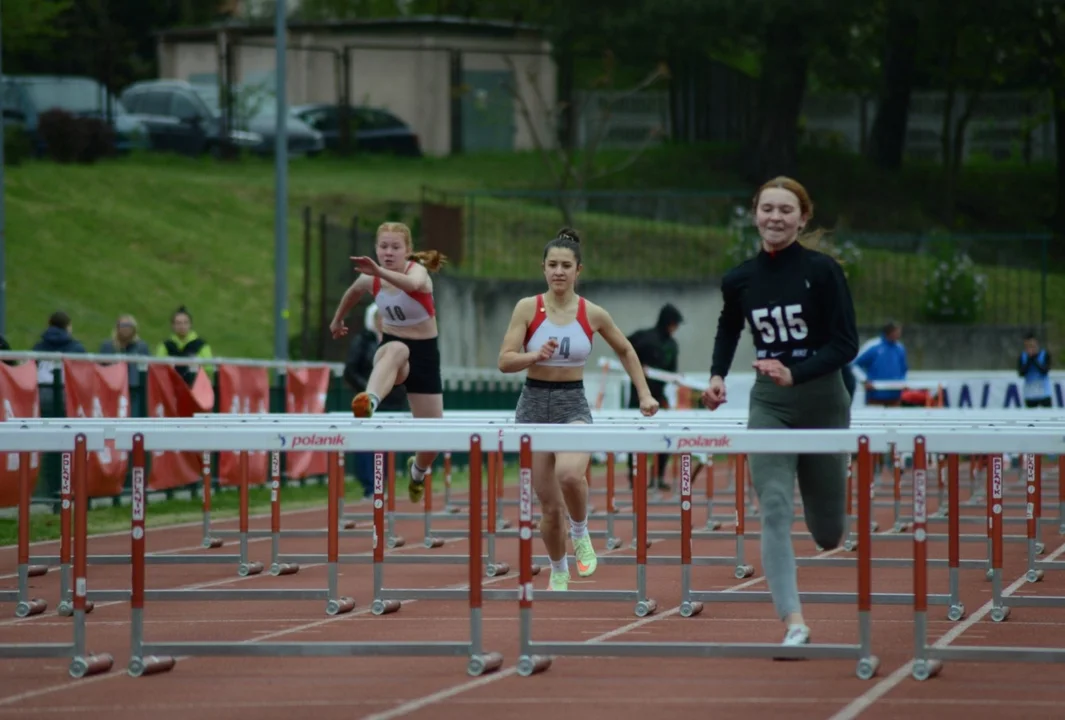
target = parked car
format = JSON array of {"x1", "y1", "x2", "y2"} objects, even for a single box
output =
[
  {"x1": 1, "y1": 75, "x2": 149, "y2": 155},
  {"x1": 289, "y1": 104, "x2": 422, "y2": 156},
  {"x1": 119, "y1": 79, "x2": 324, "y2": 158}
]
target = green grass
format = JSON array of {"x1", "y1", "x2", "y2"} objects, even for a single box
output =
[
  {"x1": 4, "y1": 145, "x2": 1060, "y2": 361},
  {"x1": 1, "y1": 464, "x2": 520, "y2": 545}
]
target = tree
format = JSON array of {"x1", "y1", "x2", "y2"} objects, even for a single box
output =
[
  {"x1": 501, "y1": 50, "x2": 670, "y2": 226},
  {"x1": 1, "y1": 0, "x2": 72, "y2": 64},
  {"x1": 864, "y1": 0, "x2": 922, "y2": 171}
]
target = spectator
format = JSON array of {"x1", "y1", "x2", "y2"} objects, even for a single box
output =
[
  {"x1": 626, "y1": 303, "x2": 683, "y2": 490},
  {"x1": 0, "y1": 333, "x2": 14, "y2": 366},
  {"x1": 156, "y1": 305, "x2": 213, "y2": 386},
  {"x1": 1018, "y1": 332, "x2": 1052, "y2": 408},
  {"x1": 99, "y1": 314, "x2": 151, "y2": 389},
  {"x1": 344, "y1": 303, "x2": 407, "y2": 495},
  {"x1": 853, "y1": 321, "x2": 908, "y2": 407},
  {"x1": 32, "y1": 311, "x2": 87, "y2": 410}
]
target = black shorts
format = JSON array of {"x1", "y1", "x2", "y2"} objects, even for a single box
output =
[
  {"x1": 1025, "y1": 397, "x2": 1053, "y2": 408},
  {"x1": 381, "y1": 333, "x2": 442, "y2": 395}
]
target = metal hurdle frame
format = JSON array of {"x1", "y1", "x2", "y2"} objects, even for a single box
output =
[
  {"x1": 18, "y1": 416, "x2": 370, "y2": 580},
  {"x1": 904, "y1": 429, "x2": 1065, "y2": 681},
  {"x1": 503, "y1": 426, "x2": 887, "y2": 679},
  {"x1": 0, "y1": 427, "x2": 114, "y2": 678},
  {"x1": 118, "y1": 425, "x2": 506, "y2": 678}
]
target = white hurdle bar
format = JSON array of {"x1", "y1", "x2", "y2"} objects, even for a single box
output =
[
  {"x1": 109, "y1": 427, "x2": 509, "y2": 678},
  {"x1": 0, "y1": 428, "x2": 115, "y2": 678}
]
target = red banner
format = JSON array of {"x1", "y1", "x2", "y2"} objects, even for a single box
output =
[
  {"x1": 284, "y1": 367, "x2": 332, "y2": 479},
  {"x1": 63, "y1": 359, "x2": 130, "y2": 498},
  {"x1": 147, "y1": 365, "x2": 215, "y2": 491},
  {"x1": 217, "y1": 366, "x2": 270, "y2": 487},
  {"x1": 0, "y1": 363, "x2": 40, "y2": 508}
]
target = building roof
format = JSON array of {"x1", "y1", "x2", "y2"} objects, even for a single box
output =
[{"x1": 157, "y1": 14, "x2": 545, "y2": 42}]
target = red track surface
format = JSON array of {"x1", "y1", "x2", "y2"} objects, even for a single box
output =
[{"x1": 3, "y1": 468, "x2": 1065, "y2": 720}]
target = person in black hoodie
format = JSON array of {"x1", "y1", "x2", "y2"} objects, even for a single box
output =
[
  {"x1": 626, "y1": 303, "x2": 684, "y2": 490},
  {"x1": 32, "y1": 311, "x2": 87, "y2": 411}
]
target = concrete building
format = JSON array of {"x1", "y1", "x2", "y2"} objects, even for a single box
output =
[{"x1": 155, "y1": 16, "x2": 557, "y2": 156}]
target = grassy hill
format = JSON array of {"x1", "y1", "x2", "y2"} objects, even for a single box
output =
[
  {"x1": 3, "y1": 146, "x2": 1058, "y2": 361},
  {"x1": 5, "y1": 151, "x2": 563, "y2": 360}
]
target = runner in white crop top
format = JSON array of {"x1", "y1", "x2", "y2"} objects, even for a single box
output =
[
  {"x1": 372, "y1": 262, "x2": 435, "y2": 327},
  {"x1": 523, "y1": 294, "x2": 593, "y2": 368},
  {"x1": 328, "y1": 221, "x2": 447, "y2": 508},
  {"x1": 496, "y1": 226, "x2": 661, "y2": 594}
]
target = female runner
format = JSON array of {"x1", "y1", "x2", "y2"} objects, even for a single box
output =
[
  {"x1": 330, "y1": 221, "x2": 446, "y2": 504},
  {"x1": 702, "y1": 176, "x2": 859, "y2": 648},
  {"x1": 498, "y1": 227, "x2": 660, "y2": 591}
]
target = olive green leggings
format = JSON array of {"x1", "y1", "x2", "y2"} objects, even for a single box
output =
[{"x1": 746, "y1": 370, "x2": 851, "y2": 620}]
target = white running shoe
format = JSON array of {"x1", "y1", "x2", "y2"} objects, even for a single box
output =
[{"x1": 774, "y1": 624, "x2": 810, "y2": 661}]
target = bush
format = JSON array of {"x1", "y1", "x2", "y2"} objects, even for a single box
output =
[
  {"x1": 36, "y1": 109, "x2": 115, "y2": 164},
  {"x1": 921, "y1": 243, "x2": 988, "y2": 324},
  {"x1": 4, "y1": 125, "x2": 33, "y2": 166}
]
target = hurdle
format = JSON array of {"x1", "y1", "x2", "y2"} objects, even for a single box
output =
[
  {"x1": 121, "y1": 426, "x2": 504, "y2": 678},
  {"x1": 507, "y1": 426, "x2": 886, "y2": 679},
  {"x1": 12, "y1": 417, "x2": 366, "y2": 583},
  {"x1": 905, "y1": 429, "x2": 1065, "y2": 680},
  {"x1": 114, "y1": 411, "x2": 1064, "y2": 588},
  {"x1": 0, "y1": 427, "x2": 114, "y2": 678}
]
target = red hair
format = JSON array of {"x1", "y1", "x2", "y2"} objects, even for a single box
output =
[{"x1": 376, "y1": 221, "x2": 448, "y2": 273}]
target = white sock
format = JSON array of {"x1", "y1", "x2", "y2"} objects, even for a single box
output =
[
  {"x1": 368, "y1": 393, "x2": 380, "y2": 412},
  {"x1": 550, "y1": 557, "x2": 568, "y2": 574},
  {"x1": 411, "y1": 462, "x2": 428, "y2": 483},
  {"x1": 569, "y1": 516, "x2": 588, "y2": 540}
]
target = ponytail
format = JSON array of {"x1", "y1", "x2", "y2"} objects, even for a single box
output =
[{"x1": 409, "y1": 250, "x2": 448, "y2": 273}]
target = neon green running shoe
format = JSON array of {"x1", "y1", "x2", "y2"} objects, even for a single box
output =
[
  {"x1": 407, "y1": 456, "x2": 425, "y2": 504},
  {"x1": 573, "y1": 534, "x2": 598, "y2": 577},
  {"x1": 547, "y1": 570, "x2": 569, "y2": 591}
]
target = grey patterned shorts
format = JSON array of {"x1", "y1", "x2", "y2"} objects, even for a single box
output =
[{"x1": 514, "y1": 379, "x2": 593, "y2": 424}]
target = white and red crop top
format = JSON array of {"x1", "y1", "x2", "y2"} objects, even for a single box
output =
[
  {"x1": 523, "y1": 294, "x2": 594, "y2": 368},
  {"x1": 372, "y1": 262, "x2": 435, "y2": 327}
]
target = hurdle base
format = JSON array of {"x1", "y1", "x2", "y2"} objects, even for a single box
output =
[
  {"x1": 326, "y1": 596, "x2": 356, "y2": 616},
  {"x1": 423, "y1": 537, "x2": 445, "y2": 549},
  {"x1": 486, "y1": 562, "x2": 510, "y2": 577},
  {"x1": 238, "y1": 561, "x2": 264, "y2": 577},
  {"x1": 15, "y1": 598, "x2": 47, "y2": 618},
  {"x1": 387, "y1": 536, "x2": 407, "y2": 549},
  {"x1": 372, "y1": 599, "x2": 403, "y2": 616},
  {"x1": 467, "y1": 652, "x2": 504, "y2": 677},
  {"x1": 203, "y1": 537, "x2": 224, "y2": 549},
  {"x1": 135, "y1": 640, "x2": 486, "y2": 658},
  {"x1": 518, "y1": 640, "x2": 876, "y2": 665},
  {"x1": 69, "y1": 653, "x2": 114, "y2": 679},
  {"x1": 912, "y1": 659, "x2": 943, "y2": 681},
  {"x1": 128, "y1": 655, "x2": 177, "y2": 678},
  {"x1": 679, "y1": 601, "x2": 704, "y2": 618},
  {"x1": 56, "y1": 599, "x2": 97, "y2": 617},
  {"x1": 27, "y1": 565, "x2": 48, "y2": 577},
  {"x1": 516, "y1": 654, "x2": 553, "y2": 676},
  {"x1": 270, "y1": 563, "x2": 300, "y2": 577},
  {"x1": 342, "y1": 520, "x2": 356, "y2": 530}
]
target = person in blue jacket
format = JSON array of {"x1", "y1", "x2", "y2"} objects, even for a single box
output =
[
  {"x1": 1018, "y1": 332, "x2": 1052, "y2": 408},
  {"x1": 853, "y1": 321, "x2": 908, "y2": 406}
]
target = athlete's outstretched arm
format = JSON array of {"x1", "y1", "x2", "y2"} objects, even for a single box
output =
[
  {"x1": 591, "y1": 304, "x2": 655, "y2": 404},
  {"x1": 498, "y1": 298, "x2": 545, "y2": 373},
  {"x1": 372, "y1": 261, "x2": 431, "y2": 294},
  {"x1": 330, "y1": 275, "x2": 371, "y2": 336}
]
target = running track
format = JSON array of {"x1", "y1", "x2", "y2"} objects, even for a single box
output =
[{"x1": 2, "y1": 478, "x2": 1065, "y2": 720}]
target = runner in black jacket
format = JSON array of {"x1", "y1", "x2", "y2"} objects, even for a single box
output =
[
  {"x1": 703, "y1": 176, "x2": 859, "y2": 650},
  {"x1": 627, "y1": 303, "x2": 683, "y2": 490}
]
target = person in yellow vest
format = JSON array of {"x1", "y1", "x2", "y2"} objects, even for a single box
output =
[{"x1": 155, "y1": 306, "x2": 213, "y2": 386}]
